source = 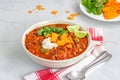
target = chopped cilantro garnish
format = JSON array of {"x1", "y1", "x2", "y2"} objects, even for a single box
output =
[{"x1": 37, "y1": 26, "x2": 67, "y2": 37}]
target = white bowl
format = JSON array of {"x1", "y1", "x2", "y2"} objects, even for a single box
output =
[{"x1": 22, "y1": 20, "x2": 92, "y2": 68}]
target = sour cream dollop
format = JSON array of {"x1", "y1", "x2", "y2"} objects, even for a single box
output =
[{"x1": 42, "y1": 38, "x2": 58, "y2": 49}]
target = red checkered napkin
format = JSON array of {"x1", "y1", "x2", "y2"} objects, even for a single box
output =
[{"x1": 23, "y1": 28, "x2": 104, "y2": 80}]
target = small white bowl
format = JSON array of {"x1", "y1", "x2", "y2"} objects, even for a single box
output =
[{"x1": 22, "y1": 20, "x2": 92, "y2": 68}]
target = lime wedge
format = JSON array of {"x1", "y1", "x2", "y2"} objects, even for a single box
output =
[
  {"x1": 67, "y1": 25, "x2": 80, "y2": 32},
  {"x1": 74, "y1": 30, "x2": 88, "y2": 38}
]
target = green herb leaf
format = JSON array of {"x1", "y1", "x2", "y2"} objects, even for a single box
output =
[
  {"x1": 81, "y1": 0, "x2": 108, "y2": 15},
  {"x1": 37, "y1": 26, "x2": 67, "y2": 37},
  {"x1": 41, "y1": 48, "x2": 49, "y2": 53},
  {"x1": 58, "y1": 30, "x2": 67, "y2": 36}
]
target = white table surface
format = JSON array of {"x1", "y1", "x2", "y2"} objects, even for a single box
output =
[{"x1": 0, "y1": 0, "x2": 120, "y2": 80}]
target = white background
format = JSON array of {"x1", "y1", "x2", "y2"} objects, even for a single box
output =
[{"x1": 0, "y1": 0, "x2": 120, "y2": 80}]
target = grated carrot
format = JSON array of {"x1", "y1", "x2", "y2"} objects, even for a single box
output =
[
  {"x1": 36, "y1": 5, "x2": 45, "y2": 11},
  {"x1": 66, "y1": 10, "x2": 70, "y2": 13},
  {"x1": 51, "y1": 10, "x2": 58, "y2": 15},
  {"x1": 67, "y1": 16, "x2": 74, "y2": 20},
  {"x1": 70, "y1": 13, "x2": 79, "y2": 17},
  {"x1": 67, "y1": 13, "x2": 80, "y2": 20},
  {"x1": 28, "y1": 10, "x2": 32, "y2": 14}
]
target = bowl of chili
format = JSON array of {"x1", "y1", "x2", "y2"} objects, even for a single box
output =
[{"x1": 22, "y1": 20, "x2": 92, "y2": 68}]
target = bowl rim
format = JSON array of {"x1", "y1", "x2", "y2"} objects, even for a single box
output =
[{"x1": 22, "y1": 20, "x2": 92, "y2": 62}]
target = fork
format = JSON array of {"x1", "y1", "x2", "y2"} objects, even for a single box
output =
[{"x1": 67, "y1": 51, "x2": 112, "y2": 80}]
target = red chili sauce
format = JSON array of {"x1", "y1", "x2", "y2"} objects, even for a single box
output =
[{"x1": 25, "y1": 24, "x2": 88, "y2": 60}]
